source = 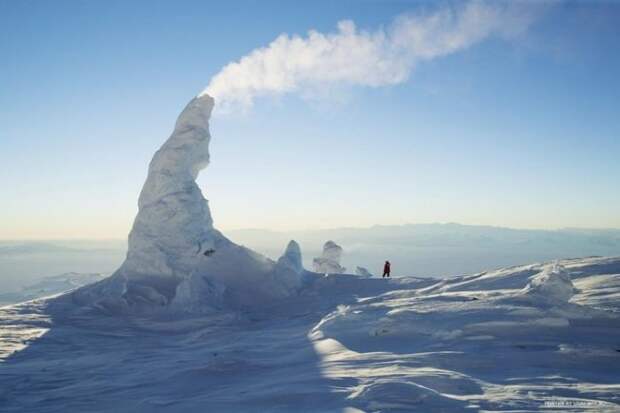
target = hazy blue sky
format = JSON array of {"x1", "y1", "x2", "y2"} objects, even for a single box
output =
[{"x1": 1, "y1": 0, "x2": 619, "y2": 239}]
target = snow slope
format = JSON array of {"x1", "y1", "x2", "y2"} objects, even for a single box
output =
[{"x1": 1, "y1": 256, "x2": 619, "y2": 412}]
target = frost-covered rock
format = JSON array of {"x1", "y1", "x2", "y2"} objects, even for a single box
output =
[
  {"x1": 73, "y1": 95, "x2": 302, "y2": 313},
  {"x1": 355, "y1": 266, "x2": 373, "y2": 277},
  {"x1": 312, "y1": 240, "x2": 346, "y2": 274},
  {"x1": 522, "y1": 262, "x2": 576, "y2": 302}
]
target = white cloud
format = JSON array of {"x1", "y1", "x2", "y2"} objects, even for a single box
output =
[{"x1": 202, "y1": 0, "x2": 546, "y2": 112}]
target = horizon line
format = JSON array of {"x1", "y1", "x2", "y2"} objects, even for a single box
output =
[{"x1": 2, "y1": 222, "x2": 620, "y2": 242}]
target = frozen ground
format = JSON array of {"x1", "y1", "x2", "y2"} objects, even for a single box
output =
[{"x1": 1, "y1": 256, "x2": 619, "y2": 412}]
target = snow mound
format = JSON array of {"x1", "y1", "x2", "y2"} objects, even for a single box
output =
[
  {"x1": 522, "y1": 262, "x2": 576, "y2": 302},
  {"x1": 312, "y1": 240, "x2": 346, "y2": 274},
  {"x1": 72, "y1": 95, "x2": 303, "y2": 313}
]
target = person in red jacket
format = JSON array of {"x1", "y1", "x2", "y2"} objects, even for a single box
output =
[{"x1": 382, "y1": 260, "x2": 391, "y2": 278}]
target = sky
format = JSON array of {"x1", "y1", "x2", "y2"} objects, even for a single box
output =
[{"x1": 1, "y1": 0, "x2": 619, "y2": 239}]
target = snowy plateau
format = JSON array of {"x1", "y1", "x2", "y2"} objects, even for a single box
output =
[{"x1": 1, "y1": 95, "x2": 619, "y2": 412}]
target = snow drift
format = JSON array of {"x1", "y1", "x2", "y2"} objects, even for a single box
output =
[{"x1": 73, "y1": 95, "x2": 304, "y2": 313}]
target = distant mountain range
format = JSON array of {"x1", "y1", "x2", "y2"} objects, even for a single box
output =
[
  {"x1": 1, "y1": 224, "x2": 618, "y2": 282},
  {"x1": 228, "y1": 223, "x2": 620, "y2": 248},
  {"x1": 226, "y1": 224, "x2": 620, "y2": 277},
  {"x1": 0, "y1": 240, "x2": 126, "y2": 256},
  {"x1": 0, "y1": 272, "x2": 105, "y2": 306},
  {"x1": 0, "y1": 242, "x2": 82, "y2": 256}
]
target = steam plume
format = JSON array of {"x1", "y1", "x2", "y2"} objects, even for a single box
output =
[{"x1": 203, "y1": 1, "x2": 544, "y2": 112}]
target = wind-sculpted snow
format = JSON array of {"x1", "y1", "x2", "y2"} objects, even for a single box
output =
[
  {"x1": 2, "y1": 257, "x2": 620, "y2": 411},
  {"x1": 72, "y1": 95, "x2": 302, "y2": 313}
]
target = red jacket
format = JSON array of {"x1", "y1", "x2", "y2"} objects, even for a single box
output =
[{"x1": 384, "y1": 262, "x2": 391, "y2": 273}]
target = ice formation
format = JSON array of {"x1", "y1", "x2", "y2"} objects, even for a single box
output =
[
  {"x1": 312, "y1": 240, "x2": 346, "y2": 274},
  {"x1": 73, "y1": 95, "x2": 303, "y2": 313},
  {"x1": 276, "y1": 240, "x2": 304, "y2": 274}
]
